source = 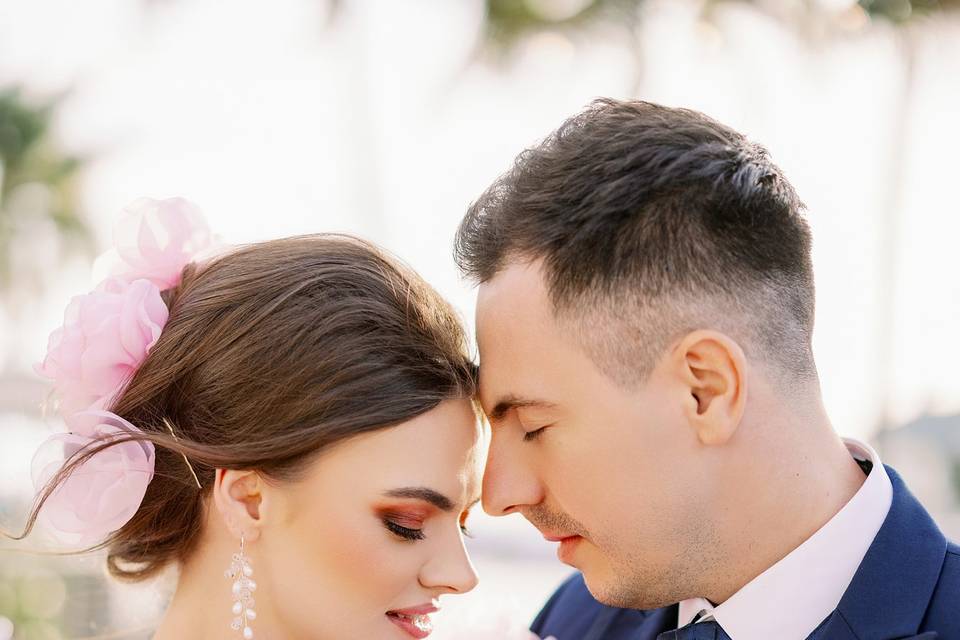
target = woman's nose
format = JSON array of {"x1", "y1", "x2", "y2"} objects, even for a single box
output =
[{"x1": 418, "y1": 533, "x2": 480, "y2": 594}]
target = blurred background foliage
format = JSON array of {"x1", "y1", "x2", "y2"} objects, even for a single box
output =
[
  {"x1": 481, "y1": 0, "x2": 960, "y2": 46},
  {"x1": 0, "y1": 89, "x2": 91, "y2": 297}
]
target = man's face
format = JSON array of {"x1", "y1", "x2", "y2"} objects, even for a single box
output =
[{"x1": 476, "y1": 260, "x2": 718, "y2": 609}]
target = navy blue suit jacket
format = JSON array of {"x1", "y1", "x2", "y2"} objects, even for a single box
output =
[{"x1": 530, "y1": 466, "x2": 959, "y2": 639}]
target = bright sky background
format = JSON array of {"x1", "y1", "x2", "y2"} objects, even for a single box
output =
[
  {"x1": 1, "y1": 0, "x2": 959, "y2": 635},
  {"x1": 2, "y1": 0, "x2": 958, "y2": 439}
]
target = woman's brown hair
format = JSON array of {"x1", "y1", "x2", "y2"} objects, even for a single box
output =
[{"x1": 10, "y1": 234, "x2": 477, "y2": 581}]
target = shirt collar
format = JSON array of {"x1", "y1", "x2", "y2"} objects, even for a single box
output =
[{"x1": 677, "y1": 438, "x2": 893, "y2": 639}]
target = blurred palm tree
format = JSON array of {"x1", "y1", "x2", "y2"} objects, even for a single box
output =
[
  {"x1": 0, "y1": 88, "x2": 91, "y2": 296},
  {"x1": 860, "y1": 0, "x2": 960, "y2": 21},
  {"x1": 483, "y1": 0, "x2": 637, "y2": 47},
  {"x1": 481, "y1": 0, "x2": 960, "y2": 47}
]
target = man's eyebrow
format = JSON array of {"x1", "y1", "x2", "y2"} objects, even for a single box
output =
[
  {"x1": 382, "y1": 487, "x2": 455, "y2": 511},
  {"x1": 487, "y1": 396, "x2": 557, "y2": 424}
]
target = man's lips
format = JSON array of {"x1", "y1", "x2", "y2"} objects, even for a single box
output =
[
  {"x1": 540, "y1": 532, "x2": 585, "y2": 564},
  {"x1": 541, "y1": 532, "x2": 582, "y2": 543}
]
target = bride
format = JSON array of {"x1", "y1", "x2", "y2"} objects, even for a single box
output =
[{"x1": 8, "y1": 198, "x2": 495, "y2": 639}]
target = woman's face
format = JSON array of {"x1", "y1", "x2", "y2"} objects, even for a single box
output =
[{"x1": 258, "y1": 399, "x2": 483, "y2": 639}]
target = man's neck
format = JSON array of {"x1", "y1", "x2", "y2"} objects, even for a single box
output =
[{"x1": 703, "y1": 414, "x2": 867, "y2": 604}]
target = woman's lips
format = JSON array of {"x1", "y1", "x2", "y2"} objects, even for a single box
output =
[
  {"x1": 386, "y1": 611, "x2": 434, "y2": 638},
  {"x1": 386, "y1": 603, "x2": 438, "y2": 639}
]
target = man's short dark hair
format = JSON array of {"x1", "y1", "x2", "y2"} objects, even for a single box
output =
[{"x1": 455, "y1": 98, "x2": 817, "y2": 385}]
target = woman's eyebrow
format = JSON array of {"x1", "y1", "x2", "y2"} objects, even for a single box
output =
[{"x1": 382, "y1": 487, "x2": 455, "y2": 511}]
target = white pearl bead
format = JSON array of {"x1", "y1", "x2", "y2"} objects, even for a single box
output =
[
  {"x1": 232, "y1": 601, "x2": 242, "y2": 616},
  {"x1": 243, "y1": 626, "x2": 253, "y2": 639},
  {"x1": 243, "y1": 565, "x2": 253, "y2": 577},
  {"x1": 247, "y1": 580, "x2": 257, "y2": 591},
  {"x1": 246, "y1": 609, "x2": 257, "y2": 620}
]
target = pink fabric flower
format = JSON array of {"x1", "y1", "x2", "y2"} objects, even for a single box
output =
[
  {"x1": 112, "y1": 196, "x2": 212, "y2": 289},
  {"x1": 34, "y1": 278, "x2": 168, "y2": 434},
  {"x1": 31, "y1": 196, "x2": 213, "y2": 547},
  {"x1": 31, "y1": 411, "x2": 155, "y2": 547}
]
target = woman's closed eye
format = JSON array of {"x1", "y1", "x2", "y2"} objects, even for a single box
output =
[
  {"x1": 383, "y1": 518, "x2": 475, "y2": 541},
  {"x1": 380, "y1": 507, "x2": 428, "y2": 541},
  {"x1": 383, "y1": 518, "x2": 426, "y2": 541}
]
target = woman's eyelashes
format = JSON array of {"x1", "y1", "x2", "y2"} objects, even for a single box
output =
[
  {"x1": 381, "y1": 512, "x2": 475, "y2": 541},
  {"x1": 384, "y1": 518, "x2": 426, "y2": 541}
]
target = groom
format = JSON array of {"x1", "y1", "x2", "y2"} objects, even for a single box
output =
[{"x1": 455, "y1": 99, "x2": 959, "y2": 639}]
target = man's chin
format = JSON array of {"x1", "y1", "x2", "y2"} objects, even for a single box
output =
[
  {"x1": 571, "y1": 548, "x2": 617, "y2": 603},
  {"x1": 560, "y1": 540, "x2": 662, "y2": 609},
  {"x1": 579, "y1": 563, "x2": 672, "y2": 611}
]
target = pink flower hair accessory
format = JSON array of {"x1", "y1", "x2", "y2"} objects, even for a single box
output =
[
  {"x1": 33, "y1": 197, "x2": 212, "y2": 545},
  {"x1": 31, "y1": 410, "x2": 155, "y2": 547},
  {"x1": 111, "y1": 196, "x2": 213, "y2": 289},
  {"x1": 34, "y1": 277, "x2": 168, "y2": 433}
]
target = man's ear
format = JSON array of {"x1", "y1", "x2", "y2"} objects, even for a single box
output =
[
  {"x1": 212, "y1": 469, "x2": 267, "y2": 543},
  {"x1": 672, "y1": 330, "x2": 747, "y2": 446}
]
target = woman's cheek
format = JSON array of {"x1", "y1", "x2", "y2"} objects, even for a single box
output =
[
  {"x1": 274, "y1": 510, "x2": 387, "y2": 622},
  {"x1": 324, "y1": 516, "x2": 393, "y2": 592},
  {"x1": 322, "y1": 514, "x2": 416, "y2": 605}
]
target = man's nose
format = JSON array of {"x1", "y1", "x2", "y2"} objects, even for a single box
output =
[{"x1": 481, "y1": 433, "x2": 544, "y2": 517}]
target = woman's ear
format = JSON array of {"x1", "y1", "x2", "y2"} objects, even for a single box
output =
[
  {"x1": 672, "y1": 330, "x2": 748, "y2": 446},
  {"x1": 212, "y1": 469, "x2": 266, "y2": 543}
]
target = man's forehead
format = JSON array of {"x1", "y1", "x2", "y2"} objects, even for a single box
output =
[
  {"x1": 476, "y1": 263, "x2": 556, "y2": 346},
  {"x1": 477, "y1": 259, "x2": 548, "y2": 308},
  {"x1": 476, "y1": 261, "x2": 562, "y2": 408}
]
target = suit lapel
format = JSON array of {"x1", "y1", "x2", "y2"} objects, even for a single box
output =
[
  {"x1": 826, "y1": 466, "x2": 947, "y2": 640},
  {"x1": 815, "y1": 610, "x2": 938, "y2": 640}
]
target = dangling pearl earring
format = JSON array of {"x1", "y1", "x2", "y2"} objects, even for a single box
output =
[{"x1": 225, "y1": 533, "x2": 257, "y2": 639}]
